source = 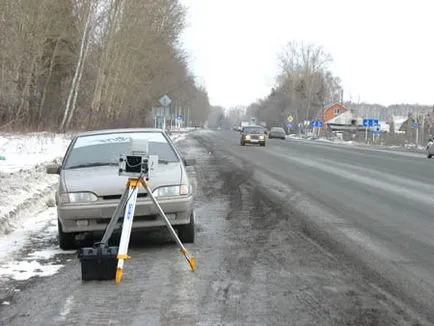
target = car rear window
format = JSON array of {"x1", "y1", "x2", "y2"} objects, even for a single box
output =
[{"x1": 63, "y1": 131, "x2": 179, "y2": 169}]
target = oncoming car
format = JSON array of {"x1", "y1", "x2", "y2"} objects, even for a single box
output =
[
  {"x1": 240, "y1": 125, "x2": 266, "y2": 146},
  {"x1": 46, "y1": 128, "x2": 196, "y2": 250}
]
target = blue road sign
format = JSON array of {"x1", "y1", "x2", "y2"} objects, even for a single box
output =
[
  {"x1": 176, "y1": 114, "x2": 183, "y2": 121},
  {"x1": 287, "y1": 122, "x2": 293, "y2": 128},
  {"x1": 311, "y1": 120, "x2": 323, "y2": 128},
  {"x1": 363, "y1": 119, "x2": 379, "y2": 127},
  {"x1": 411, "y1": 122, "x2": 418, "y2": 129}
]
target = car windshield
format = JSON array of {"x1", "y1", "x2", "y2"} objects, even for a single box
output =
[
  {"x1": 63, "y1": 131, "x2": 179, "y2": 169},
  {"x1": 243, "y1": 127, "x2": 264, "y2": 133},
  {"x1": 271, "y1": 127, "x2": 284, "y2": 132}
]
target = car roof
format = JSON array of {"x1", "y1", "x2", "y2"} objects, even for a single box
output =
[{"x1": 72, "y1": 128, "x2": 165, "y2": 137}]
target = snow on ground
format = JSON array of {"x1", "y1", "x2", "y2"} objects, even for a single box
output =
[
  {"x1": 0, "y1": 132, "x2": 71, "y2": 174},
  {"x1": 0, "y1": 132, "x2": 71, "y2": 283},
  {"x1": 169, "y1": 132, "x2": 187, "y2": 143},
  {"x1": 0, "y1": 208, "x2": 72, "y2": 282},
  {"x1": 287, "y1": 133, "x2": 426, "y2": 152},
  {"x1": 0, "y1": 130, "x2": 192, "y2": 284},
  {"x1": 0, "y1": 132, "x2": 70, "y2": 233}
]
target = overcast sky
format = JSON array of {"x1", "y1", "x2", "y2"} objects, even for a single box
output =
[{"x1": 180, "y1": 0, "x2": 434, "y2": 108}]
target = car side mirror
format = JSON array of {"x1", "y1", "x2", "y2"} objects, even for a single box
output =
[
  {"x1": 46, "y1": 164, "x2": 61, "y2": 174},
  {"x1": 183, "y1": 158, "x2": 196, "y2": 166}
]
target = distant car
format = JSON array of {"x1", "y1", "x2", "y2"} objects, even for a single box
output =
[
  {"x1": 427, "y1": 138, "x2": 434, "y2": 159},
  {"x1": 240, "y1": 125, "x2": 266, "y2": 146},
  {"x1": 268, "y1": 127, "x2": 286, "y2": 140},
  {"x1": 46, "y1": 128, "x2": 196, "y2": 250}
]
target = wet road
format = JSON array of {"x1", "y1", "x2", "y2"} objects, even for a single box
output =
[{"x1": 195, "y1": 129, "x2": 434, "y2": 323}]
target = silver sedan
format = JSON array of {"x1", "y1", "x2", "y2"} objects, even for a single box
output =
[{"x1": 46, "y1": 128, "x2": 196, "y2": 249}]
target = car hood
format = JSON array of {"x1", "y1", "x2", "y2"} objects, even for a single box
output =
[{"x1": 62, "y1": 163, "x2": 182, "y2": 196}]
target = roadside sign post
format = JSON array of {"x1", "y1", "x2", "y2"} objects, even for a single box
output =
[
  {"x1": 310, "y1": 120, "x2": 323, "y2": 137},
  {"x1": 411, "y1": 121, "x2": 419, "y2": 145},
  {"x1": 176, "y1": 114, "x2": 184, "y2": 129},
  {"x1": 297, "y1": 123, "x2": 303, "y2": 136},
  {"x1": 363, "y1": 118, "x2": 379, "y2": 143},
  {"x1": 153, "y1": 95, "x2": 172, "y2": 130}
]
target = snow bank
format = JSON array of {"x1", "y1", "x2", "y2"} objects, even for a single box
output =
[
  {"x1": 0, "y1": 132, "x2": 71, "y2": 174},
  {"x1": 0, "y1": 209, "x2": 69, "y2": 281},
  {"x1": 0, "y1": 133, "x2": 70, "y2": 234},
  {"x1": 0, "y1": 132, "x2": 71, "y2": 283}
]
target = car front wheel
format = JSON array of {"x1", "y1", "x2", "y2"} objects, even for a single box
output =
[
  {"x1": 428, "y1": 153, "x2": 433, "y2": 159},
  {"x1": 178, "y1": 212, "x2": 195, "y2": 243},
  {"x1": 58, "y1": 219, "x2": 77, "y2": 250}
]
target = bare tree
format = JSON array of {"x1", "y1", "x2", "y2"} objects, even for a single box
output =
[
  {"x1": 60, "y1": 0, "x2": 96, "y2": 132},
  {"x1": 0, "y1": 0, "x2": 209, "y2": 132}
]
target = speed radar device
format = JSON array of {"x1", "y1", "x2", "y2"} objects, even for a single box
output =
[{"x1": 78, "y1": 138, "x2": 196, "y2": 283}]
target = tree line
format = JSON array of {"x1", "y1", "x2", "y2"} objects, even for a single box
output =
[
  {"x1": 241, "y1": 40, "x2": 342, "y2": 129},
  {"x1": 0, "y1": 0, "x2": 210, "y2": 132},
  {"x1": 221, "y1": 40, "x2": 433, "y2": 135}
]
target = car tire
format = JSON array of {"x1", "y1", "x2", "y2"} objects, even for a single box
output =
[
  {"x1": 260, "y1": 142, "x2": 266, "y2": 147},
  {"x1": 240, "y1": 141, "x2": 245, "y2": 146},
  {"x1": 428, "y1": 153, "x2": 433, "y2": 159},
  {"x1": 178, "y1": 212, "x2": 195, "y2": 243},
  {"x1": 58, "y1": 219, "x2": 77, "y2": 250},
  {"x1": 281, "y1": 137, "x2": 285, "y2": 140}
]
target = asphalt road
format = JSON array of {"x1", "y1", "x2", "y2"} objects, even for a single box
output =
[
  {"x1": 195, "y1": 129, "x2": 434, "y2": 323},
  {"x1": 1, "y1": 130, "x2": 433, "y2": 325}
]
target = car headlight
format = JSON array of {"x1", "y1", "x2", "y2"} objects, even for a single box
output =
[
  {"x1": 153, "y1": 185, "x2": 190, "y2": 198},
  {"x1": 259, "y1": 135, "x2": 264, "y2": 140},
  {"x1": 245, "y1": 135, "x2": 251, "y2": 140},
  {"x1": 60, "y1": 192, "x2": 98, "y2": 204}
]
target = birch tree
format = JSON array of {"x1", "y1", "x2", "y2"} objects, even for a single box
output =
[{"x1": 60, "y1": 0, "x2": 95, "y2": 132}]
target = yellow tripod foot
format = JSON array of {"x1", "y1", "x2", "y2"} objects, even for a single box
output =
[
  {"x1": 180, "y1": 248, "x2": 196, "y2": 272},
  {"x1": 187, "y1": 256, "x2": 196, "y2": 272},
  {"x1": 115, "y1": 268, "x2": 123, "y2": 284}
]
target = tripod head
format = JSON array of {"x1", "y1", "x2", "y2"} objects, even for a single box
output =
[{"x1": 118, "y1": 138, "x2": 151, "y2": 179}]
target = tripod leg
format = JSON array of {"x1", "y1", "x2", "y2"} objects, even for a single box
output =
[
  {"x1": 100, "y1": 186, "x2": 130, "y2": 245},
  {"x1": 115, "y1": 182, "x2": 139, "y2": 284},
  {"x1": 140, "y1": 178, "x2": 195, "y2": 272}
]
